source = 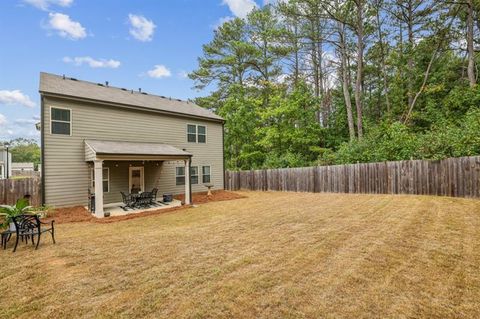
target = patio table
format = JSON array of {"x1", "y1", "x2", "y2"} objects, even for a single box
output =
[{"x1": 131, "y1": 191, "x2": 153, "y2": 207}]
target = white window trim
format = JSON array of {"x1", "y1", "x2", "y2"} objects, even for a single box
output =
[
  {"x1": 176, "y1": 166, "x2": 186, "y2": 186},
  {"x1": 201, "y1": 165, "x2": 212, "y2": 184},
  {"x1": 187, "y1": 124, "x2": 197, "y2": 143},
  {"x1": 90, "y1": 167, "x2": 110, "y2": 193},
  {"x1": 186, "y1": 123, "x2": 207, "y2": 144},
  {"x1": 190, "y1": 165, "x2": 199, "y2": 185},
  {"x1": 50, "y1": 106, "x2": 72, "y2": 136}
]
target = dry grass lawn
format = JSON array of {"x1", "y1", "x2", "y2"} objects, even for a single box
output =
[{"x1": 1, "y1": 191, "x2": 480, "y2": 318}]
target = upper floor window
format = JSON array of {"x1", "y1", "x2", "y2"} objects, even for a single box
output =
[
  {"x1": 187, "y1": 124, "x2": 206, "y2": 143},
  {"x1": 187, "y1": 125, "x2": 196, "y2": 143},
  {"x1": 51, "y1": 107, "x2": 71, "y2": 135},
  {"x1": 198, "y1": 126, "x2": 206, "y2": 143}
]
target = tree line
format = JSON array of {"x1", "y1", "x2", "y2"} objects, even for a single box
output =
[
  {"x1": 1, "y1": 138, "x2": 41, "y2": 169},
  {"x1": 190, "y1": 0, "x2": 480, "y2": 170}
]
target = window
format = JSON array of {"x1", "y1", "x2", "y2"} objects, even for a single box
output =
[
  {"x1": 187, "y1": 124, "x2": 207, "y2": 143},
  {"x1": 198, "y1": 125, "x2": 206, "y2": 143},
  {"x1": 91, "y1": 167, "x2": 109, "y2": 192},
  {"x1": 187, "y1": 124, "x2": 197, "y2": 143},
  {"x1": 191, "y1": 166, "x2": 198, "y2": 184},
  {"x1": 176, "y1": 167, "x2": 185, "y2": 185},
  {"x1": 51, "y1": 107, "x2": 71, "y2": 135},
  {"x1": 202, "y1": 166, "x2": 211, "y2": 183}
]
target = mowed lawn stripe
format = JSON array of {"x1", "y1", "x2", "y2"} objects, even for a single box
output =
[{"x1": 1, "y1": 192, "x2": 480, "y2": 318}]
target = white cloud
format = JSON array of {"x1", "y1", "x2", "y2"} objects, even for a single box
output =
[
  {"x1": 222, "y1": 0, "x2": 257, "y2": 18},
  {"x1": 213, "y1": 16, "x2": 234, "y2": 29},
  {"x1": 146, "y1": 65, "x2": 172, "y2": 78},
  {"x1": 0, "y1": 113, "x2": 6, "y2": 126},
  {"x1": 63, "y1": 56, "x2": 121, "y2": 68},
  {"x1": 24, "y1": 0, "x2": 73, "y2": 10},
  {"x1": 128, "y1": 14, "x2": 156, "y2": 42},
  {"x1": 263, "y1": 0, "x2": 284, "y2": 5},
  {"x1": 14, "y1": 118, "x2": 39, "y2": 125},
  {"x1": 0, "y1": 114, "x2": 40, "y2": 140},
  {"x1": 0, "y1": 90, "x2": 36, "y2": 108},
  {"x1": 48, "y1": 12, "x2": 86, "y2": 40},
  {"x1": 177, "y1": 70, "x2": 189, "y2": 79}
]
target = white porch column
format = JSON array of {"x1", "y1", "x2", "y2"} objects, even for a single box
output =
[
  {"x1": 94, "y1": 159, "x2": 104, "y2": 218},
  {"x1": 184, "y1": 159, "x2": 191, "y2": 205}
]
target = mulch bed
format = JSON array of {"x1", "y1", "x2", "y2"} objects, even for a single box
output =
[{"x1": 45, "y1": 190, "x2": 246, "y2": 224}]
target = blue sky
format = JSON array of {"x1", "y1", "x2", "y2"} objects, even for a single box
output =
[{"x1": 0, "y1": 0, "x2": 265, "y2": 141}]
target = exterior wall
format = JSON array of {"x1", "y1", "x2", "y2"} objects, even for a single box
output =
[
  {"x1": 0, "y1": 149, "x2": 12, "y2": 179},
  {"x1": 43, "y1": 96, "x2": 224, "y2": 207}
]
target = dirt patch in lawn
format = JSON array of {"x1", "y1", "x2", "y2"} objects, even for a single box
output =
[
  {"x1": 176, "y1": 189, "x2": 246, "y2": 204},
  {"x1": 47, "y1": 190, "x2": 245, "y2": 224}
]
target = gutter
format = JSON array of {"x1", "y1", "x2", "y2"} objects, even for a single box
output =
[
  {"x1": 40, "y1": 95, "x2": 46, "y2": 205},
  {"x1": 189, "y1": 155, "x2": 193, "y2": 205}
]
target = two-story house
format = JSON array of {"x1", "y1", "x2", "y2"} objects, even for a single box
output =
[{"x1": 39, "y1": 72, "x2": 224, "y2": 218}]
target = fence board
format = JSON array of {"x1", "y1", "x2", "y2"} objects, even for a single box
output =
[
  {"x1": 225, "y1": 156, "x2": 480, "y2": 199},
  {"x1": 0, "y1": 177, "x2": 42, "y2": 206}
]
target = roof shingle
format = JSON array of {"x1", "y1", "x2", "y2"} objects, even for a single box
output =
[
  {"x1": 85, "y1": 140, "x2": 192, "y2": 157},
  {"x1": 39, "y1": 72, "x2": 223, "y2": 122}
]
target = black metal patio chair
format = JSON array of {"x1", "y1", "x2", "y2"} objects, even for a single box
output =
[
  {"x1": 121, "y1": 192, "x2": 137, "y2": 211},
  {"x1": 150, "y1": 188, "x2": 158, "y2": 205},
  {"x1": 11, "y1": 214, "x2": 55, "y2": 252}
]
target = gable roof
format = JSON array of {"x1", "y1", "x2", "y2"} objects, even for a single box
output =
[{"x1": 39, "y1": 72, "x2": 223, "y2": 122}]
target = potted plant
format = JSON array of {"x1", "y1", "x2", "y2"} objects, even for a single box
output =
[{"x1": 0, "y1": 198, "x2": 33, "y2": 231}]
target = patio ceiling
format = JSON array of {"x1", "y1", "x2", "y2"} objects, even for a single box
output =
[{"x1": 85, "y1": 139, "x2": 192, "y2": 161}]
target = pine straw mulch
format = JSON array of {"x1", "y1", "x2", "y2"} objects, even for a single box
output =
[{"x1": 45, "y1": 190, "x2": 246, "y2": 224}]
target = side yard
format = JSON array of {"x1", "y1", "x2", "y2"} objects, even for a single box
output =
[{"x1": 1, "y1": 191, "x2": 480, "y2": 318}]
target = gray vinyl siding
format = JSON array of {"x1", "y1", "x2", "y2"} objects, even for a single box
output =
[{"x1": 43, "y1": 96, "x2": 224, "y2": 207}]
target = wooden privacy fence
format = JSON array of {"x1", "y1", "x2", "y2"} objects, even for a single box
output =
[
  {"x1": 0, "y1": 177, "x2": 42, "y2": 206},
  {"x1": 225, "y1": 156, "x2": 480, "y2": 199}
]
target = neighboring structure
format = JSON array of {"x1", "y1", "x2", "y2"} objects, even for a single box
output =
[
  {"x1": 11, "y1": 162, "x2": 35, "y2": 176},
  {"x1": 0, "y1": 147, "x2": 12, "y2": 179},
  {"x1": 39, "y1": 72, "x2": 225, "y2": 217}
]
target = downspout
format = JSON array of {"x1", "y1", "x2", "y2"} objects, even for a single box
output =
[
  {"x1": 189, "y1": 155, "x2": 193, "y2": 205},
  {"x1": 41, "y1": 95, "x2": 46, "y2": 205}
]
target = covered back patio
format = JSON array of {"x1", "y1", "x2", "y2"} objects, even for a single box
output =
[{"x1": 85, "y1": 140, "x2": 192, "y2": 218}]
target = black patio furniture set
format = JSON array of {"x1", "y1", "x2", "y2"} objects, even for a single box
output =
[{"x1": 120, "y1": 188, "x2": 160, "y2": 211}]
